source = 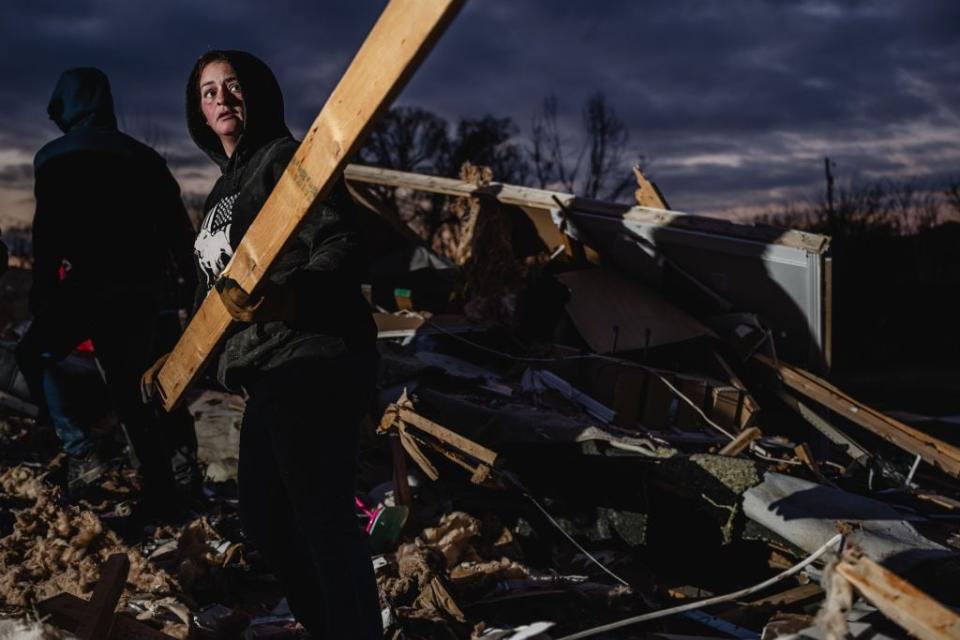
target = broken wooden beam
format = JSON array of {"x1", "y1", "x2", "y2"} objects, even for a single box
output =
[
  {"x1": 343, "y1": 164, "x2": 830, "y2": 253},
  {"x1": 712, "y1": 351, "x2": 760, "y2": 429},
  {"x1": 834, "y1": 548, "x2": 960, "y2": 640},
  {"x1": 76, "y1": 553, "x2": 129, "y2": 640},
  {"x1": 718, "y1": 426, "x2": 762, "y2": 457},
  {"x1": 745, "y1": 582, "x2": 823, "y2": 608},
  {"x1": 38, "y1": 592, "x2": 175, "y2": 640},
  {"x1": 379, "y1": 390, "x2": 498, "y2": 485},
  {"x1": 755, "y1": 353, "x2": 960, "y2": 477},
  {"x1": 155, "y1": 0, "x2": 464, "y2": 410},
  {"x1": 775, "y1": 387, "x2": 871, "y2": 463},
  {"x1": 36, "y1": 553, "x2": 143, "y2": 640},
  {"x1": 632, "y1": 165, "x2": 670, "y2": 209},
  {"x1": 381, "y1": 391, "x2": 497, "y2": 467}
]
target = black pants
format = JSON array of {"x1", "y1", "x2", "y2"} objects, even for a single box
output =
[
  {"x1": 239, "y1": 353, "x2": 382, "y2": 639},
  {"x1": 16, "y1": 295, "x2": 179, "y2": 500}
]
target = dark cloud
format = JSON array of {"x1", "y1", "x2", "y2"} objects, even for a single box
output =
[{"x1": 0, "y1": 0, "x2": 957, "y2": 224}]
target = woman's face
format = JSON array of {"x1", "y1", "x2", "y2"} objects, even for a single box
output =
[{"x1": 199, "y1": 60, "x2": 245, "y2": 143}]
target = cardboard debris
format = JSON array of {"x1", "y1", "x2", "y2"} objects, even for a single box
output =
[{"x1": 557, "y1": 268, "x2": 713, "y2": 353}]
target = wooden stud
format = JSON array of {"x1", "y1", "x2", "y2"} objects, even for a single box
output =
[
  {"x1": 390, "y1": 434, "x2": 413, "y2": 508},
  {"x1": 836, "y1": 548, "x2": 960, "y2": 640},
  {"x1": 719, "y1": 426, "x2": 762, "y2": 457},
  {"x1": 343, "y1": 164, "x2": 831, "y2": 254}
]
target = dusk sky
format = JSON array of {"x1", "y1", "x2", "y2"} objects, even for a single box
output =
[{"x1": 1, "y1": 0, "x2": 958, "y2": 229}]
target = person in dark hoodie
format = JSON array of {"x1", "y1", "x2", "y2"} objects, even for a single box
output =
[
  {"x1": 17, "y1": 68, "x2": 198, "y2": 506},
  {"x1": 142, "y1": 51, "x2": 381, "y2": 637}
]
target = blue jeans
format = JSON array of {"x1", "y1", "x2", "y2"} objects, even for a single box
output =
[
  {"x1": 40, "y1": 353, "x2": 100, "y2": 457},
  {"x1": 16, "y1": 293, "x2": 178, "y2": 500}
]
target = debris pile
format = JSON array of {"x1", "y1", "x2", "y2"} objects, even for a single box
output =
[
  {"x1": 0, "y1": 465, "x2": 174, "y2": 606},
  {"x1": 348, "y1": 164, "x2": 960, "y2": 639},
  {"x1": 1, "y1": 164, "x2": 959, "y2": 639}
]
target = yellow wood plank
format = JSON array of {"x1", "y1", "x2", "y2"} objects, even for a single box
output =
[{"x1": 836, "y1": 549, "x2": 960, "y2": 640}]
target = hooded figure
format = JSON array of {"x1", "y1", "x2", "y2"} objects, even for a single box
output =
[
  {"x1": 32, "y1": 68, "x2": 196, "y2": 310},
  {"x1": 172, "y1": 50, "x2": 381, "y2": 637},
  {"x1": 184, "y1": 50, "x2": 375, "y2": 388},
  {"x1": 18, "y1": 67, "x2": 198, "y2": 505}
]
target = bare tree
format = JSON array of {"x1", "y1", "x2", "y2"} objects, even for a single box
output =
[
  {"x1": 756, "y1": 173, "x2": 948, "y2": 237},
  {"x1": 529, "y1": 91, "x2": 641, "y2": 201},
  {"x1": 444, "y1": 116, "x2": 529, "y2": 186},
  {"x1": 582, "y1": 91, "x2": 633, "y2": 200},
  {"x1": 530, "y1": 94, "x2": 579, "y2": 192},
  {"x1": 358, "y1": 106, "x2": 449, "y2": 174}
]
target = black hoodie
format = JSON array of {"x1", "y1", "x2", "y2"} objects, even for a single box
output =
[
  {"x1": 186, "y1": 51, "x2": 375, "y2": 389},
  {"x1": 31, "y1": 67, "x2": 196, "y2": 314}
]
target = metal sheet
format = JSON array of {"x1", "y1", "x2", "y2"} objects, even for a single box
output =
[{"x1": 569, "y1": 209, "x2": 830, "y2": 370}]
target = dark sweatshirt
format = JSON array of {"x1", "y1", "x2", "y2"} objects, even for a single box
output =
[
  {"x1": 31, "y1": 68, "x2": 197, "y2": 314},
  {"x1": 186, "y1": 50, "x2": 375, "y2": 389}
]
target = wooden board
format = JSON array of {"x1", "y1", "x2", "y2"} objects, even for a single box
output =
[
  {"x1": 343, "y1": 164, "x2": 831, "y2": 253},
  {"x1": 756, "y1": 353, "x2": 960, "y2": 477},
  {"x1": 836, "y1": 549, "x2": 960, "y2": 640},
  {"x1": 156, "y1": 0, "x2": 464, "y2": 410}
]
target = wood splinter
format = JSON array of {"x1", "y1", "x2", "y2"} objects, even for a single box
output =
[{"x1": 833, "y1": 548, "x2": 960, "y2": 640}]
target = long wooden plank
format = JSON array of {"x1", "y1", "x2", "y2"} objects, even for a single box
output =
[
  {"x1": 756, "y1": 354, "x2": 960, "y2": 477},
  {"x1": 343, "y1": 164, "x2": 830, "y2": 253},
  {"x1": 836, "y1": 549, "x2": 960, "y2": 640},
  {"x1": 397, "y1": 408, "x2": 498, "y2": 467},
  {"x1": 156, "y1": 0, "x2": 464, "y2": 410}
]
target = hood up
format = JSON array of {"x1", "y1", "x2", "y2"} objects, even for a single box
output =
[
  {"x1": 186, "y1": 50, "x2": 291, "y2": 171},
  {"x1": 47, "y1": 67, "x2": 118, "y2": 133}
]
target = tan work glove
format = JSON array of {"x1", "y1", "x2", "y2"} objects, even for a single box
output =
[
  {"x1": 215, "y1": 277, "x2": 296, "y2": 323},
  {"x1": 140, "y1": 353, "x2": 169, "y2": 404}
]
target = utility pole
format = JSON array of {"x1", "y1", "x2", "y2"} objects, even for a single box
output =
[{"x1": 824, "y1": 156, "x2": 836, "y2": 230}]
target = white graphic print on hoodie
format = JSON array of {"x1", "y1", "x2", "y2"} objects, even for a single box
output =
[{"x1": 194, "y1": 192, "x2": 238, "y2": 288}]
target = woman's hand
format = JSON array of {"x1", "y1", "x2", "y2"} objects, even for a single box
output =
[
  {"x1": 140, "y1": 353, "x2": 169, "y2": 404},
  {"x1": 215, "y1": 277, "x2": 296, "y2": 323}
]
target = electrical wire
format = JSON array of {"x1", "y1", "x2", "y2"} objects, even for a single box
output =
[
  {"x1": 509, "y1": 477, "x2": 631, "y2": 588},
  {"x1": 422, "y1": 317, "x2": 737, "y2": 440},
  {"x1": 554, "y1": 533, "x2": 844, "y2": 640}
]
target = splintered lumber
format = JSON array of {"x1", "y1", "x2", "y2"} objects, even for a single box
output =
[
  {"x1": 380, "y1": 390, "x2": 498, "y2": 484},
  {"x1": 632, "y1": 165, "x2": 669, "y2": 209},
  {"x1": 343, "y1": 164, "x2": 830, "y2": 253},
  {"x1": 835, "y1": 548, "x2": 960, "y2": 640},
  {"x1": 719, "y1": 426, "x2": 762, "y2": 457},
  {"x1": 744, "y1": 583, "x2": 823, "y2": 608},
  {"x1": 155, "y1": 0, "x2": 464, "y2": 410},
  {"x1": 756, "y1": 353, "x2": 960, "y2": 478}
]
